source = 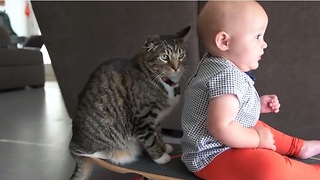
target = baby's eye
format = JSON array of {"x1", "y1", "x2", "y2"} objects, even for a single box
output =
[{"x1": 256, "y1": 35, "x2": 262, "y2": 39}]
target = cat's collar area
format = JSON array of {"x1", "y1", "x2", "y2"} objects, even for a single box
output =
[{"x1": 161, "y1": 76, "x2": 177, "y2": 86}]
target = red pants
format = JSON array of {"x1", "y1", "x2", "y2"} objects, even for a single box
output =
[{"x1": 194, "y1": 121, "x2": 320, "y2": 180}]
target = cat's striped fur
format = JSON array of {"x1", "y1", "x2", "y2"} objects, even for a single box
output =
[{"x1": 69, "y1": 26, "x2": 191, "y2": 180}]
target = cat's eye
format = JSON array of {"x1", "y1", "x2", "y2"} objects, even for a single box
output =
[
  {"x1": 178, "y1": 53, "x2": 186, "y2": 60},
  {"x1": 160, "y1": 54, "x2": 170, "y2": 61}
]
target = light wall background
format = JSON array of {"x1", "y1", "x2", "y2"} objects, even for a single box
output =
[
  {"x1": 1, "y1": 0, "x2": 55, "y2": 80},
  {"x1": 4, "y1": 0, "x2": 38, "y2": 36}
]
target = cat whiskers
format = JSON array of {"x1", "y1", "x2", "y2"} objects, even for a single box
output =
[
  {"x1": 142, "y1": 72, "x2": 162, "y2": 90},
  {"x1": 180, "y1": 66, "x2": 190, "y2": 78},
  {"x1": 139, "y1": 72, "x2": 164, "y2": 96},
  {"x1": 149, "y1": 72, "x2": 164, "y2": 85}
]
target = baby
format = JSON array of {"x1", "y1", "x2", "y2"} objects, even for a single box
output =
[{"x1": 181, "y1": 1, "x2": 320, "y2": 180}]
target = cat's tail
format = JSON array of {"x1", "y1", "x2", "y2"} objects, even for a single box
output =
[
  {"x1": 70, "y1": 154, "x2": 94, "y2": 180},
  {"x1": 85, "y1": 140, "x2": 142, "y2": 165}
]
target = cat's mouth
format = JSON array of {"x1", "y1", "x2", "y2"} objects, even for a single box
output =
[
  {"x1": 166, "y1": 73, "x2": 181, "y2": 82},
  {"x1": 161, "y1": 76, "x2": 177, "y2": 86}
]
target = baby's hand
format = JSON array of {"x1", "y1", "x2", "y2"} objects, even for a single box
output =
[
  {"x1": 260, "y1": 94, "x2": 280, "y2": 113},
  {"x1": 254, "y1": 127, "x2": 276, "y2": 151}
]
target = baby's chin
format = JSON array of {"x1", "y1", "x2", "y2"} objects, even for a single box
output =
[
  {"x1": 251, "y1": 62, "x2": 260, "y2": 70},
  {"x1": 251, "y1": 67, "x2": 259, "y2": 70}
]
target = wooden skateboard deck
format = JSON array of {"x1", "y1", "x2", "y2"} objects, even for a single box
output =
[{"x1": 92, "y1": 144, "x2": 320, "y2": 180}]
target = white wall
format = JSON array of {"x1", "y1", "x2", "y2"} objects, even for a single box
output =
[
  {"x1": 3, "y1": 0, "x2": 52, "y2": 65},
  {"x1": 2, "y1": 0, "x2": 54, "y2": 80},
  {"x1": 4, "y1": 0, "x2": 39, "y2": 36}
]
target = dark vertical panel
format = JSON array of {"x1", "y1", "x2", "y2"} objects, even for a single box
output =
[
  {"x1": 31, "y1": 1, "x2": 200, "y2": 131},
  {"x1": 256, "y1": 2, "x2": 320, "y2": 139}
]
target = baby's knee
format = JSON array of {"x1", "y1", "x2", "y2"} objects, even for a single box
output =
[{"x1": 248, "y1": 151, "x2": 285, "y2": 180}]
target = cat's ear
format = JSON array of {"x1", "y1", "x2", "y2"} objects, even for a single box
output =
[
  {"x1": 144, "y1": 35, "x2": 161, "y2": 52},
  {"x1": 176, "y1": 26, "x2": 191, "y2": 42}
]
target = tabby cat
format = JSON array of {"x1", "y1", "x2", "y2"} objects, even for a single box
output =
[{"x1": 69, "y1": 26, "x2": 191, "y2": 180}]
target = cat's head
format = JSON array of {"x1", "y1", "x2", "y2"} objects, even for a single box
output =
[{"x1": 142, "y1": 26, "x2": 191, "y2": 84}]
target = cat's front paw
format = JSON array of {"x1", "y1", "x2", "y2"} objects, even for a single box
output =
[
  {"x1": 165, "y1": 144, "x2": 173, "y2": 153},
  {"x1": 153, "y1": 153, "x2": 171, "y2": 164}
]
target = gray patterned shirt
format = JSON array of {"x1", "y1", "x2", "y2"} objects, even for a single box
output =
[{"x1": 181, "y1": 55, "x2": 260, "y2": 172}]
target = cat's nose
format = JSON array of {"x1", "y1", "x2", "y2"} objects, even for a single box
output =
[
  {"x1": 170, "y1": 61, "x2": 179, "y2": 71},
  {"x1": 172, "y1": 66, "x2": 179, "y2": 71}
]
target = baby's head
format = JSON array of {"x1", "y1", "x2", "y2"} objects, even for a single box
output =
[{"x1": 198, "y1": 1, "x2": 269, "y2": 71}]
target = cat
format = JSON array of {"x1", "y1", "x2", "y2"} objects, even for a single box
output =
[{"x1": 69, "y1": 26, "x2": 191, "y2": 180}]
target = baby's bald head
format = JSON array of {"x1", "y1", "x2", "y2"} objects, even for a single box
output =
[{"x1": 198, "y1": 1, "x2": 268, "y2": 55}]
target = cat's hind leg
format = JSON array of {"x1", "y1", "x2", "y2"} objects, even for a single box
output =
[{"x1": 70, "y1": 155, "x2": 93, "y2": 180}]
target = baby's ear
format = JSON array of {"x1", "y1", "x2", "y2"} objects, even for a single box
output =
[{"x1": 215, "y1": 31, "x2": 229, "y2": 51}]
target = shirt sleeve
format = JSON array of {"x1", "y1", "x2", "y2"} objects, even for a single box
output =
[{"x1": 207, "y1": 69, "x2": 247, "y2": 102}]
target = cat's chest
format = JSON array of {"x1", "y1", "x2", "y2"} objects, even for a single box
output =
[
  {"x1": 160, "y1": 80, "x2": 180, "y2": 104},
  {"x1": 153, "y1": 80, "x2": 181, "y2": 124}
]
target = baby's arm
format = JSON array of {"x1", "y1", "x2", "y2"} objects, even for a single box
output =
[{"x1": 206, "y1": 94, "x2": 276, "y2": 150}]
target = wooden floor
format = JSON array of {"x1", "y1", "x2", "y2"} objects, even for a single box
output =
[{"x1": 0, "y1": 81, "x2": 181, "y2": 180}]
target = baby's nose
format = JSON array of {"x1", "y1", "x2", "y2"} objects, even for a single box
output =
[{"x1": 262, "y1": 41, "x2": 268, "y2": 49}]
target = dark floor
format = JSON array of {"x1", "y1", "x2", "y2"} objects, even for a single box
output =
[{"x1": 0, "y1": 82, "x2": 180, "y2": 180}]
